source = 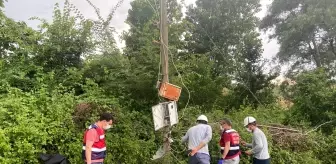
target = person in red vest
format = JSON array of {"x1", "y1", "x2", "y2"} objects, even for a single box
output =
[
  {"x1": 82, "y1": 113, "x2": 114, "y2": 164},
  {"x1": 219, "y1": 118, "x2": 241, "y2": 164}
]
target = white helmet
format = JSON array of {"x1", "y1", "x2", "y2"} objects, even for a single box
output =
[
  {"x1": 197, "y1": 115, "x2": 208, "y2": 122},
  {"x1": 244, "y1": 116, "x2": 256, "y2": 127}
]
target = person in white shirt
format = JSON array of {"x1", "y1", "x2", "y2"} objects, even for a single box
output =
[
  {"x1": 182, "y1": 115, "x2": 213, "y2": 164},
  {"x1": 241, "y1": 116, "x2": 270, "y2": 164}
]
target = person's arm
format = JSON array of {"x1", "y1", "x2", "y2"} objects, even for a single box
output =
[
  {"x1": 246, "y1": 143, "x2": 253, "y2": 148},
  {"x1": 181, "y1": 130, "x2": 189, "y2": 143},
  {"x1": 85, "y1": 140, "x2": 94, "y2": 164},
  {"x1": 250, "y1": 134, "x2": 263, "y2": 154},
  {"x1": 222, "y1": 141, "x2": 230, "y2": 159},
  {"x1": 241, "y1": 140, "x2": 253, "y2": 148},
  {"x1": 194, "y1": 142, "x2": 206, "y2": 152},
  {"x1": 85, "y1": 129, "x2": 97, "y2": 164}
]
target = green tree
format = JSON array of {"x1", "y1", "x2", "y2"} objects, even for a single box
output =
[
  {"x1": 170, "y1": 54, "x2": 229, "y2": 109},
  {"x1": 0, "y1": 0, "x2": 5, "y2": 8},
  {"x1": 261, "y1": 0, "x2": 336, "y2": 75},
  {"x1": 2, "y1": 0, "x2": 336, "y2": 163},
  {"x1": 0, "y1": 15, "x2": 40, "y2": 60},
  {"x1": 0, "y1": 4, "x2": 43, "y2": 92},
  {"x1": 287, "y1": 69, "x2": 336, "y2": 134},
  {"x1": 84, "y1": 0, "x2": 122, "y2": 54},
  {"x1": 185, "y1": 0, "x2": 261, "y2": 75},
  {"x1": 184, "y1": 0, "x2": 276, "y2": 109},
  {"x1": 229, "y1": 33, "x2": 278, "y2": 109},
  {"x1": 124, "y1": 0, "x2": 184, "y2": 55},
  {"x1": 31, "y1": 0, "x2": 122, "y2": 93},
  {"x1": 122, "y1": 0, "x2": 185, "y2": 109},
  {"x1": 83, "y1": 53, "x2": 131, "y2": 100},
  {"x1": 32, "y1": 1, "x2": 94, "y2": 72}
]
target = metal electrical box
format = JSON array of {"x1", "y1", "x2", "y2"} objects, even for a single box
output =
[
  {"x1": 168, "y1": 101, "x2": 178, "y2": 126},
  {"x1": 152, "y1": 101, "x2": 178, "y2": 131},
  {"x1": 152, "y1": 103, "x2": 166, "y2": 131},
  {"x1": 158, "y1": 82, "x2": 182, "y2": 101}
]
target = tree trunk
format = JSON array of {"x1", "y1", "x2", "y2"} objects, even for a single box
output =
[
  {"x1": 329, "y1": 38, "x2": 336, "y2": 57},
  {"x1": 311, "y1": 37, "x2": 322, "y2": 68}
]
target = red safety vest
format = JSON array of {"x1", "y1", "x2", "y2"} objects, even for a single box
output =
[
  {"x1": 82, "y1": 124, "x2": 107, "y2": 160},
  {"x1": 219, "y1": 129, "x2": 241, "y2": 159}
]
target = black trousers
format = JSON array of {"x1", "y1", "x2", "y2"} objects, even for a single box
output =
[{"x1": 252, "y1": 158, "x2": 270, "y2": 164}]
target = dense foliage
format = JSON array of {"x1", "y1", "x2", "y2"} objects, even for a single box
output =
[
  {"x1": 0, "y1": 0, "x2": 335, "y2": 163},
  {"x1": 260, "y1": 0, "x2": 336, "y2": 76}
]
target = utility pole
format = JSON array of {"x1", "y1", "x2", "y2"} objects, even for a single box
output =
[
  {"x1": 160, "y1": 0, "x2": 170, "y2": 159},
  {"x1": 160, "y1": 0, "x2": 169, "y2": 83}
]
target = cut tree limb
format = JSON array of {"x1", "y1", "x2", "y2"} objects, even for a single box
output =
[
  {"x1": 258, "y1": 124, "x2": 302, "y2": 133},
  {"x1": 305, "y1": 120, "x2": 336, "y2": 135}
]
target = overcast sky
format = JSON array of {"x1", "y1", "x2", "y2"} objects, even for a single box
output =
[{"x1": 4, "y1": 0, "x2": 279, "y2": 61}]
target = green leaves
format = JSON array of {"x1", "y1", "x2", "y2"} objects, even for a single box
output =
[
  {"x1": 287, "y1": 69, "x2": 336, "y2": 134},
  {"x1": 0, "y1": 0, "x2": 335, "y2": 163},
  {"x1": 261, "y1": 0, "x2": 336, "y2": 74},
  {"x1": 185, "y1": 0, "x2": 261, "y2": 73}
]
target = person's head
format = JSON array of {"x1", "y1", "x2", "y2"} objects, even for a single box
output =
[
  {"x1": 196, "y1": 115, "x2": 208, "y2": 124},
  {"x1": 220, "y1": 118, "x2": 232, "y2": 131},
  {"x1": 244, "y1": 116, "x2": 257, "y2": 132},
  {"x1": 97, "y1": 112, "x2": 114, "y2": 130}
]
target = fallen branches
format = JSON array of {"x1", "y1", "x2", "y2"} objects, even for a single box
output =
[
  {"x1": 305, "y1": 120, "x2": 336, "y2": 135},
  {"x1": 257, "y1": 120, "x2": 335, "y2": 151},
  {"x1": 258, "y1": 124, "x2": 308, "y2": 151},
  {"x1": 258, "y1": 124, "x2": 302, "y2": 133}
]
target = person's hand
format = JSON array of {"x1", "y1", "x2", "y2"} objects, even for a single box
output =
[
  {"x1": 222, "y1": 154, "x2": 226, "y2": 159},
  {"x1": 189, "y1": 148, "x2": 198, "y2": 156},
  {"x1": 245, "y1": 150, "x2": 252, "y2": 156},
  {"x1": 241, "y1": 140, "x2": 246, "y2": 146}
]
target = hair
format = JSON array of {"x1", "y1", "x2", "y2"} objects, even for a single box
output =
[
  {"x1": 196, "y1": 120, "x2": 208, "y2": 124},
  {"x1": 221, "y1": 118, "x2": 232, "y2": 126},
  {"x1": 99, "y1": 112, "x2": 114, "y2": 122}
]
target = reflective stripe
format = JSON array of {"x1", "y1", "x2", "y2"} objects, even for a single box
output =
[
  {"x1": 230, "y1": 146, "x2": 239, "y2": 150},
  {"x1": 82, "y1": 146, "x2": 106, "y2": 152},
  {"x1": 99, "y1": 135, "x2": 105, "y2": 139},
  {"x1": 221, "y1": 146, "x2": 239, "y2": 150},
  {"x1": 225, "y1": 129, "x2": 237, "y2": 133}
]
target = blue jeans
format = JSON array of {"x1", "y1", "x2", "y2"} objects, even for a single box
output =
[{"x1": 189, "y1": 153, "x2": 210, "y2": 164}]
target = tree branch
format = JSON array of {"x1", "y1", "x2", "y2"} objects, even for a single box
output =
[
  {"x1": 305, "y1": 120, "x2": 336, "y2": 135},
  {"x1": 258, "y1": 124, "x2": 302, "y2": 133},
  {"x1": 329, "y1": 38, "x2": 336, "y2": 57}
]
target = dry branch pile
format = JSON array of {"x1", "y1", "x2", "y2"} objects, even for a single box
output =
[{"x1": 259, "y1": 124, "x2": 312, "y2": 151}]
